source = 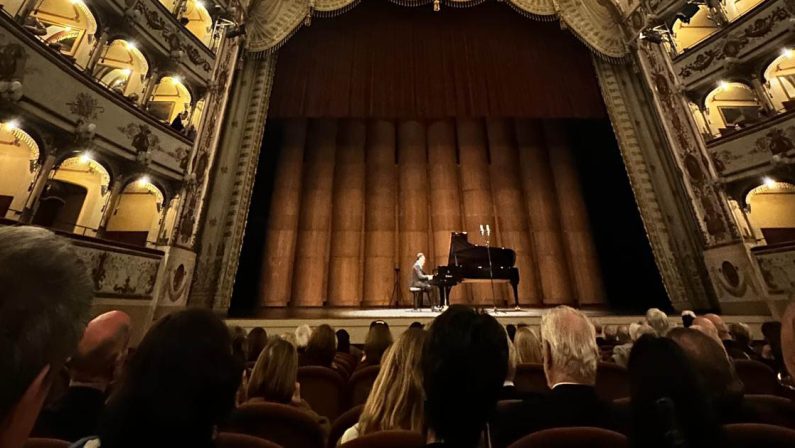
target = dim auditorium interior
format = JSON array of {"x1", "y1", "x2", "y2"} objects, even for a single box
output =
[{"x1": 2, "y1": 0, "x2": 795, "y2": 447}]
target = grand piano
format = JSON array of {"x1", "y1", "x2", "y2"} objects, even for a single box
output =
[{"x1": 430, "y1": 232, "x2": 520, "y2": 308}]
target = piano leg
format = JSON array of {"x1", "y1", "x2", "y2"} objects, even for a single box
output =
[{"x1": 511, "y1": 281, "x2": 519, "y2": 309}]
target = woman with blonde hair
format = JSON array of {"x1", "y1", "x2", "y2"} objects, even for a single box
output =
[
  {"x1": 339, "y1": 328, "x2": 427, "y2": 444},
  {"x1": 514, "y1": 327, "x2": 543, "y2": 364}
]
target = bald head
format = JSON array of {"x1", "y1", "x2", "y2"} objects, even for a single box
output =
[
  {"x1": 668, "y1": 327, "x2": 743, "y2": 403},
  {"x1": 69, "y1": 311, "x2": 131, "y2": 384},
  {"x1": 704, "y1": 313, "x2": 730, "y2": 340},
  {"x1": 692, "y1": 317, "x2": 719, "y2": 341},
  {"x1": 540, "y1": 306, "x2": 598, "y2": 386},
  {"x1": 782, "y1": 300, "x2": 795, "y2": 378}
]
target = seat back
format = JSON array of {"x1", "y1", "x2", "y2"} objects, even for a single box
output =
[
  {"x1": 298, "y1": 366, "x2": 345, "y2": 421},
  {"x1": 329, "y1": 405, "x2": 364, "y2": 448},
  {"x1": 724, "y1": 423, "x2": 795, "y2": 448},
  {"x1": 743, "y1": 394, "x2": 795, "y2": 429},
  {"x1": 216, "y1": 432, "x2": 284, "y2": 448},
  {"x1": 734, "y1": 360, "x2": 781, "y2": 395},
  {"x1": 348, "y1": 365, "x2": 380, "y2": 407},
  {"x1": 595, "y1": 362, "x2": 629, "y2": 401},
  {"x1": 514, "y1": 363, "x2": 549, "y2": 394},
  {"x1": 507, "y1": 427, "x2": 628, "y2": 448},
  {"x1": 225, "y1": 402, "x2": 325, "y2": 448},
  {"x1": 340, "y1": 430, "x2": 424, "y2": 448},
  {"x1": 23, "y1": 439, "x2": 69, "y2": 448}
]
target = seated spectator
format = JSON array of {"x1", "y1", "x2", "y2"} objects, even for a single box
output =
[
  {"x1": 493, "y1": 306, "x2": 616, "y2": 447},
  {"x1": 424, "y1": 306, "x2": 507, "y2": 447},
  {"x1": 603, "y1": 325, "x2": 618, "y2": 345},
  {"x1": 595, "y1": 323, "x2": 605, "y2": 345},
  {"x1": 500, "y1": 334, "x2": 520, "y2": 400},
  {"x1": 336, "y1": 329, "x2": 362, "y2": 360},
  {"x1": 341, "y1": 328, "x2": 427, "y2": 444},
  {"x1": 300, "y1": 324, "x2": 336, "y2": 368},
  {"x1": 359, "y1": 321, "x2": 393, "y2": 369},
  {"x1": 0, "y1": 227, "x2": 93, "y2": 448},
  {"x1": 409, "y1": 321, "x2": 425, "y2": 330},
  {"x1": 681, "y1": 310, "x2": 696, "y2": 328},
  {"x1": 613, "y1": 323, "x2": 655, "y2": 368},
  {"x1": 627, "y1": 335, "x2": 724, "y2": 448},
  {"x1": 170, "y1": 111, "x2": 189, "y2": 132},
  {"x1": 506, "y1": 324, "x2": 517, "y2": 342},
  {"x1": 691, "y1": 316, "x2": 720, "y2": 342},
  {"x1": 616, "y1": 324, "x2": 630, "y2": 345},
  {"x1": 74, "y1": 309, "x2": 242, "y2": 447},
  {"x1": 514, "y1": 327, "x2": 542, "y2": 364},
  {"x1": 246, "y1": 338, "x2": 330, "y2": 437},
  {"x1": 33, "y1": 311, "x2": 131, "y2": 442},
  {"x1": 725, "y1": 322, "x2": 757, "y2": 361},
  {"x1": 295, "y1": 324, "x2": 312, "y2": 353},
  {"x1": 246, "y1": 327, "x2": 268, "y2": 366},
  {"x1": 761, "y1": 321, "x2": 783, "y2": 372},
  {"x1": 645, "y1": 308, "x2": 671, "y2": 336}
]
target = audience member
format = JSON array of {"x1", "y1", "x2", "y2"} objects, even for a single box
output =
[
  {"x1": 594, "y1": 323, "x2": 605, "y2": 346},
  {"x1": 246, "y1": 327, "x2": 268, "y2": 365},
  {"x1": 613, "y1": 323, "x2": 655, "y2": 368},
  {"x1": 295, "y1": 324, "x2": 312, "y2": 353},
  {"x1": 506, "y1": 324, "x2": 517, "y2": 342},
  {"x1": 409, "y1": 321, "x2": 425, "y2": 330},
  {"x1": 705, "y1": 313, "x2": 732, "y2": 342},
  {"x1": 627, "y1": 335, "x2": 724, "y2": 448},
  {"x1": 360, "y1": 321, "x2": 393, "y2": 368},
  {"x1": 514, "y1": 327, "x2": 542, "y2": 364},
  {"x1": 74, "y1": 309, "x2": 241, "y2": 448},
  {"x1": 616, "y1": 324, "x2": 630, "y2": 344},
  {"x1": 645, "y1": 308, "x2": 671, "y2": 337},
  {"x1": 245, "y1": 338, "x2": 330, "y2": 438},
  {"x1": 170, "y1": 111, "x2": 189, "y2": 132},
  {"x1": 691, "y1": 316, "x2": 721, "y2": 342},
  {"x1": 761, "y1": 321, "x2": 784, "y2": 372},
  {"x1": 335, "y1": 329, "x2": 362, "y2": 360},
  {"x1": 33, "y1": 311, "x2": 131, "y2": 442},
  {"x1": 500, "y1": 335, "x2": 520, "y2": 400},
  {"x1": 231, "y1": 326, "x2": 247, "y2": 366},
  {"x1": 781, "y1": 300, "x2": 795, "y2": 380},
  {"x1": 341, "y1": 328, "x2": 427, "y2": 444},
  {"x1": 0, "y1": 227, "x2": 93, "y2": 448},
  {"x1": 681, "y1": 310, "x2": 696, "y2": 328},
  {"x1": 603, "y1": 325, "x2": 618, "y2": 344},
  {"x1": 424, "y1": 306, "x2": 508, "y2": 447},
  {"x1": 300, "y1": 324, "x2": 336, "y2": 368},
  {"x1": 725, "y1": 322, "x2": 756, "y2": 360}
]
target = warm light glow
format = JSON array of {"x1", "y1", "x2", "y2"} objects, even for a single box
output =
[
  {"x1": 64, "y1": 26, "x2": 72, "y2": 32},
  {"x1": 782, "y1": 48, "x2": 793, "y2": 58},
  {"x1": 4, "y1": 119, "x2": 19, "y2": 130},
  {"x1": 79, "y1": 152, "x2": 92, "y2": 164},
  {"x1": 763, "y1": 176, "x2": 776, "y2": 187},
  {"x1": 137, "y1": 176, "x2": 151, "y2": 187},
  {"x1": 171, "y1": 76, "x2": 183, "y2": 85},
  {"x1": 121, "y1": 68, "x2": 132, "y2": 76},
  {"x1": 126, "y1": 41, "x2": 137, "y2": 51},
  {"x1": 196, "y1": 1, "x2": 207, "y2": 9},
  {"x1": 718, "y1": 80, "x2": 730, "y2": 90},
  {"x1": 69, "y1": 0, "x2": 84, "y2": 4}
]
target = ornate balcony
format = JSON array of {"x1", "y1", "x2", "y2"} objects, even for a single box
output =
[{"x1": 752, "y1": 241, "x2": 795, "y2": 294}]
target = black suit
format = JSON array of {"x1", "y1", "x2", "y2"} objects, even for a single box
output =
[
  {"x1": 32, "y1": 386, "x2": 106, "y2": 442},
  {"x1": 491, "y1": 384, "x2": 618, "y2": 448}
]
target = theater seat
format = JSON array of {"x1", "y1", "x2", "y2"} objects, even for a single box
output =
[
  {"x1": 348, "y1": 365, "x2": 380, "y2": 407},
  {"x1": 216, "y1": 432, "x2": 284, "y2": 448},
  {"x1": 298, "y1": 366, "x2": 346, "y2": 420},
  {"x1": 23, "y1": 439, "x2": 69, "y2": 448},
  {"x1": 595, "y1": 362, "x2": 629, "y2": 401},
  {"x1": 514, "y1": 363, "x2": 549, "y2": 395},
  {"x1": 734, "y1": 360, "x2": 781, "y2": 395},
  {"x1": 724, "y1": 423, "x2": 795, "y2": 448},
  {"x1": 743, "y1": 395, "x2": 795, "y2": 429},
  {"x1": 507, "y1": 427, "x2": 629, "y2": 448},
  {"x1": 339, "y1": 430, "x2": 424, "y2": 448},
  {"x1": 225, "y1": 402, "x2": 325, "y2": 448},
  {"x1": 329, "y1": 405, "x2": 364, "y2": 448}
]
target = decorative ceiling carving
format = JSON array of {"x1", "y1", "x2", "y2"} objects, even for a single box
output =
[{"x1": 245, "y1": 0, "x2": 628, "y2": 61}]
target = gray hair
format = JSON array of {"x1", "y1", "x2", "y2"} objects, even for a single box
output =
[
  {"x1": 0, "y1": 226, "x2": 93, "y2": 419},
  {"x1": 645, "y1": 308, "x2": 671, "y2": 336},
  {"x1": 630, "y1": 322, "x2": 656, "y2": 342},
  {"x1": 540, "y1": 306, "x2": 598, "y2": 384},
  {"x1": 295, "y1": 324, "x2": 312, "y2": 348}
]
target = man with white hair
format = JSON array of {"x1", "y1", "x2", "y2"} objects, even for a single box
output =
[
  {"x1": 493, "y1": 306, "x2": 617, "y2": 446},
  {"x1": 645, "y1": 308, "x2": 671, "y2": 336}
]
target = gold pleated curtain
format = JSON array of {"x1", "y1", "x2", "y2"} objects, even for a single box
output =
[{"x1": 258, "y1": 118, "x2": 605, "y2": 308}]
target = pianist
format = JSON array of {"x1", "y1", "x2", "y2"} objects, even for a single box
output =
[{"x1": 411, "y1": 253, "x2": 437, "y2": 310}]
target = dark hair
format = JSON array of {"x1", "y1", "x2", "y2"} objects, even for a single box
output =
[
  {"x1": 364, "y1": 323, "x2": 393, "y2": 365},
  {"x1": 506, "y1": 324, "x2": 517, "y2": 342},
  {"x1": 336, "y1": 329, "x2": 351, "y2": 353},
  {"x1": 761, "y1": 321, "x2": 783, "y2": 370},
  {"x1": 97, "y1": 309, "x2": 242, "y2": 448},
  {"x1": 628, "y1": 335, "x2": 724, "y2": 448},
  {"x1": 246, "y1": 327, "x2": 268, "y2": 364},
  {"x1": 304, "y1": 324, "x2": 336, "y2": 367},
  {"x1": 409, "y1": 321, "x2": 424, "y2": 330},
  {"x1": 682, "y1": 314, "x2": 694, "y2": 328},
  {"x1": 422, "y1": 305, "x2": 508, "y2": 447},
  {"x1": 0, "y1": 226, "x2": 92, "y2": 420}
]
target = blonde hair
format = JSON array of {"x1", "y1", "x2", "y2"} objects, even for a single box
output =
[
  {"x1": 247, "y1": 338, "x2": 297, "y2": 404},
  {"x1": 514, "y1": 327, "x2": 543, "y2": 364},
  {"x1": 358, "y1": 329, "x2": 427, "y2": 435}
]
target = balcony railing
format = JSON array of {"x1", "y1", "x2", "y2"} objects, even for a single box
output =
[{"x1": 752, "y1": 241, "x2": 795, "y2": 294}]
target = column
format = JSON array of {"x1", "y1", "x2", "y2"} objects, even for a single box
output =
[
  {"x1": 259, "y1": 119, "x2": 306, "y2": 307},
  {"x1": 19, "y1": 152, "x2": 57, "y2": 223},
  {"x1": 139, "y1": 69, "x2": 161, "y2": 107},
  {"x1": 545, "y1": 120, "x2": 606, "y2": 306},
  {"x1": 327, "y1": 119, "x2": 366, "y2": 306},
  {"x1": 514, "y1": 119, "x2": 574, "y2": 305},
  {"x1": 362, "y1": 120, "x2": 397, "y2": 306},
  {"x1": 85, "y1": 28, "x2": 111, "y2": 75},
  {"x1": 97, "y1": 177, "x2": 125, "y2": 235},
  {"x1": 291, "y1": 119, "x2": 336, "y2": 307}
]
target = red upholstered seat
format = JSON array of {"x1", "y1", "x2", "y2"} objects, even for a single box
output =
[
  {"x1": 216, "y1": 432, "x2": 285, "y2": 448},
  {"x1": 514, "y1": 363, "x2": 549, "y2": 395},
  {"x1": 507, "y1": 427, "x2": 629, "y2": 448},
  {"x1": 595, "y1": 362, "x2": 629, "y2": 401},
  {"x1": 724, "y1": 423, "x2": 795, "y2": 448},
  {"x1": 298, "y1": 366, "x2": 346, "y2": 421},
  {"x1": 23, "y1": 439, "x2": 69, "y2": 448},
  {"x1": 224, "y1": 402, "x2": 325, "y2": 448},
  {"x1": 734, "y1": 360, "x2": 782, "y2": 396},
  {"x1": 339, "y1": 430, "x2": 424, "y2": 448},
  {"x1": 329, "y1": 405, "x2": 364, "y2": 448},
  {"x1": 348, "y1": 365, "x2": 380, "y2": 407}
]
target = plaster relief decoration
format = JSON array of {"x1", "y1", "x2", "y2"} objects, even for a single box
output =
[
  {"x1": 710, "y1": 120, "x2": 795, "y2": 176},
  {"x1": 704, "y1": 244, "x2": 764, "y2": 302},
  {"x1": 158, "y1": 247, "x2": 196, "y2": 306},
  {"x1": 755, "y1": 246, "x2": 795, "y2": 293},
  {"x1": 73, "y1": 241, "x2": 162, "y2": 299},
  {"x1": 118, "y1": 123, "x2": 191, "y2": 170}
]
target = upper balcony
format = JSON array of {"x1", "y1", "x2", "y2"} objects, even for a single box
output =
[{"x1": 751, "y1": 240, "x2": 795, "y2": 294}]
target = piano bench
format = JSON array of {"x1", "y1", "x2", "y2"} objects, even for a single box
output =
[{"x1": 409, "y1": 287, "x2": 430, "y2": 310}]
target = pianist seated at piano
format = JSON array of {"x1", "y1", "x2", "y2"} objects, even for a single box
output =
[{"x1": 411, "y1": 253, "x2": 438, "y2": 310}]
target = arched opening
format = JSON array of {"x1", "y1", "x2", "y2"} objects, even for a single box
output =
[
  {"x1": 723, "y1": 0, "x2": 766, "y2": 21},
  {"x1": 38, "y1": 155, "x2": 111, "y2": 236},
  {"x1": 763, "y1": 50, "x2": 795, "y2": 112},
  {"x1": 746, "y1": 180, "x2": 795, "y2": 245},
  {"x1": 94, "y1": 39, "x2": 149, "y2": 99},
  {"x1": 181, "y1": 0, "x2": 214, "y2": 47},
  {"x1": 105, "y1": 178, "x2": 165, "y2": 247},
  {"x1": 704, "y1": 82, "x2": 761, "y2": 136},
  {"x1": 28, "y1": 0, "x2": 98, "y2": 68},
  {"x1": 0, "y1": 123, "x2": 40, "y2": 221},
  {"x1": 148, "y1": 76, "x2": 192, "y2": 125},
  {"x1": 671, "y1": 5, "x2": 720, "y2": 53}
]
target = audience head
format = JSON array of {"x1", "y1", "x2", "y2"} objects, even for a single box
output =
[
  {"x1": 628, "y1": 335, "x2": 723, "y2": 448},
  {"x1": 336, "y1": 329, "x2": 351, "y2": 353},
  {"x1": 409, "y1": 321, "x2": 424, "y2": 330},
  {"x1": 0, "y1": 226, "x2": 93, "y2": 448},
  {"x1": 603, "y1": 324, "x2": 617, "y2": 343},
  {"x1": 668, "y1": 327, "x2": 744, "y2": 406},
  {"x1": 691, "y1": 316, "x2": 720, "y2": 342},
  {"x1": 506, "y1": 334, "x2": 517, "y2": 383},
  {"x1": 305, "y1": 324, "x2": 337, "y2": 367},
  {"x1": 359, "y1": 328, "x2": 427, "y2": 435},
  {"x1": 540, "y1": 306, "x2": 598, "y2": 387},
  {"x1": 728, "y1": 322, "x2": 751, "y2": 347},
  {"x1": 781, "y1": 300, "x2": 795, "y2": 377},
  {"x1": 423, "y1": 305, "x2": 508, "y2": 447},
  {"x1": 294, "y1": 324, "x2": 312, "y2": 350},
  {"x1": 645, "y1": 308, "x2": 670, "y2": 336},
  {"x1": 629, "y1": 322, "x2": 656, "y2": 342},
  {"x1": 98, "y1": 309, "x2": 241, "y2": 448},
  {"x1": 69, "y1": 310, "x2": 132, "y2": 386},
  {"x1": 280, "y1": 332, "x2": 297, "y2": 347},
  {"x1": 245, "y1": 327, "x2": 268, "y2": 364},
  {"x1": 594, "y1": 322, "x2": 603, "y2": 337},
  {"x1": 705, "y1": 313, "x2": 730, "y2": 341},
  {"x1": 616, "y1": 325, "x2": 630, "y2": 344},
  {"x1": 761, "y1": 321, "x2": 783, "y2": 368},
  {"x1": 247, "y1": 338, "x2": 298, "y2": 404},
  {"x1": 514, "y1": 327, "x2": 543, "y2": 364},
  {"x1": 364, "y1": 321, "x2": 393, "y2": 365},
  {"x1": 506, "y1": 324, "x2": 517, "y2": 342},
  {"x1": 681, "y1": 310, "x2": 696, "y2": 328}
]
